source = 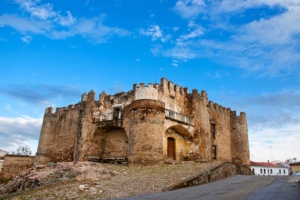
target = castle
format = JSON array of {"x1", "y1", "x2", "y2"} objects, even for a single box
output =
[{"x1": 35, "y1": 78, "x2": 250, "y2": 166}]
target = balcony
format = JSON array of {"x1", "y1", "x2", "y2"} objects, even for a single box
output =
[
  {"x1": 165, "y1": 109, "x2": 192, "y2": 125},
  {"x1": 96, "y1": 119, "x2": 123, "y2": 128}
]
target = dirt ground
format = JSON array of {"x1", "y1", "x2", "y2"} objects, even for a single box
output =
[{"x1": 0, "y1": 161, "x2": 223, "y2": 200}]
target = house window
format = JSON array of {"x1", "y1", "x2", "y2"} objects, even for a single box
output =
[
  {"x1": 264, "y1": 169, "x2": 266, "y2": 174},
  {"x1": 252, "y1": 168, "x2": 255, "y2": 174},
  {"x1": 270, "y1": 169, "x2": 273, "y2": 174},
  {"x1": 212, "y1": 145, "x2": 217, "y2": 159},
  {"x1": 260, "y1": 169, "x2": 263, "y2": 174},
  {"x1": 279, "y1": 169, "x2": 281, "y2": 174},
  {"x1": 267, "y1": 169, "x2": 269, "y2": 174},
  {"x1": 211, "y1": 123, "x2": 216, "y2": 140},
  {"x1": 283, "y1": 169, "x2": 286, "y2": 174}
]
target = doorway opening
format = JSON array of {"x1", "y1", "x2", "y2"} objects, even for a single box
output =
[{"x1": 167, "y1": 137, "x2": 176, "y2": 160}]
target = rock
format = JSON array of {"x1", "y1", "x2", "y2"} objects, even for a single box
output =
[
  {"x1": 89, "y1": 187, "x2": 98, "y2": 194},
  {"x1": 35, "y1": 165, "x2": 46, "y2": 170},
  {"x1": 79, "y1": 184, "x2": 87, "y2": 191},
  {"x1": 98, "y1": 189, "x2": 104, "y2": 194}
]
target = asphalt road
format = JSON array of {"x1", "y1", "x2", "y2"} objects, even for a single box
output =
[{"x1": 115, "y1": 175, "x2": 300, "y2": 200}]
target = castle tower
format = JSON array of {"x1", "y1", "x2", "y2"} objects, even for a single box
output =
[{"x1": 230, "y1": 112, "x2": 250, "y2": 165}]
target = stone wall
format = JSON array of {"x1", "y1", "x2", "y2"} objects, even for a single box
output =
[
  {"x1": 35, "y1": 77, "x2": 250, "y2": 166},
  {"x1": 164, "y1": 162, "x2": 252, "y2": 191},
  {"x1": 0, "y1": 155, "x2": 35, "y2": 180},
  {"x1": 125, "y1": 99, "x2": 165, "y2": 165}
]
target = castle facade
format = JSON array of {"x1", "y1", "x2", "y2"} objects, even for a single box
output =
[{"x1": 35, "y1": 78, "x2": 250, "y2": 166}]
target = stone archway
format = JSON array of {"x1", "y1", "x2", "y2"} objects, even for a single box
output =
[
  {"x1": 94, "y1": 127, "x2": 128, "y2": 163},
  {"x1": 164, "y1": 125, "x2": 197, "y2": 161}
]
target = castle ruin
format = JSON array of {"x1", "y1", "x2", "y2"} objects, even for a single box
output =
[{"x1": 35, "y1": 78, "x2": 250, "y2": 166}]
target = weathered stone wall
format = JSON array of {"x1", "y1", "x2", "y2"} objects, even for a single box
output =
[
  {"x1": 124, "y1": 99, "x2": 165, "y2": 165},
  {"x1": 35, "y1": 104, "x2": 81, "y2": 164},
  {"x1": 164, "y1": 127, "x2": 197, "y2": 161},
  {"x1": 0, "y1": 155, "x2": 35, "y2": 180},
  {"x1": 231, "y1": 112, "x2": 250, "y2": 165},
  {"x1": 35, "y1": 77, "x2": 250, "y2": 166},
  {"x1": 0, "y1": 160, "x2": 3, "y2": 172},
  {"x1": 164, "y1": 162, "x2": 252, "y2": 191},
  {"x1": 191, "y1": 90, "x2": 210, "y2": 162},
  {"x1": 94, "y1": 127, "x2": 128, "y2": 159},
  {"x1": 208, "y1": 101, "x2": 232, "y2": 162}
]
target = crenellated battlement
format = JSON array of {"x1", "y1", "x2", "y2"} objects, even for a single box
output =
[
  {"x1": 44, "y1": 103, "x2": 81, "y2": 116},
  {"x1": 37, "y1": 77, "x2": 249, "y2": 166},
  {"x1": 208, "y1": 101, "x2": 231, "y2": 114}
]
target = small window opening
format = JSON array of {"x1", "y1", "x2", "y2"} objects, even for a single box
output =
[
  {"x1": 212, "y1": 145, "x2": 217, "y2": 159},
  {"x1": 211, "y1": 123, "x2": 216, "y2": 140}
]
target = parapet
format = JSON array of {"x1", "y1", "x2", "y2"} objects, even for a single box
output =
[
  {"x1": 44, "y1": 104, "x2": 81, "y2": 116},
  {"x1": 160, "y1": 77, "x2": 189, "y2": 98},
  {"x1": 208, "y1": 101, "x2": 231, "y2": 114}
]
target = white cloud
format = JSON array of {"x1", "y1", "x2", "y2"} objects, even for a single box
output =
[
  {"x1": 0, "y1": 116, "x2": 42, "y2": 154},
  {"x1": 55, "y1": 11, "x2": 76, "y2": 26},
  {"x1": 0, "y1": 0, "x2": 129, "y2": 44},
  {"x1": 21, "y1": 35, "x2": 32, "y2": 43},
  {"x1": 165, "y1": 0, "x2": 300, "y2": 74},
  {"x1": 140, "y1": 24, "x2": 170, "y2": 43},
  {"x1": 249, "y1": 123, "x2": 300, "y2": 162},
  {"x1": 0, "y1": 14, "x2": 51, "y2": 34},
  {"x1": 173, "y1": 0, "x2": 206, "y2": 19},
  {"x1": 15, "y1": 0, "x2": 56, "y2": 20}
]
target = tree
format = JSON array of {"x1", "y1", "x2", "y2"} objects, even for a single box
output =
[{"x1": 16, "y1": 145, "x2": 32, "y2": 155}]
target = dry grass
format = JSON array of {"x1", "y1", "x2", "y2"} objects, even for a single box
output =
[{"x1": 2, "y1": 161, "x2": 223, "y2": 200}]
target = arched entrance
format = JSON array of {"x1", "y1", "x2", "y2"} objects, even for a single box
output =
[
  {"x1": 164, "y1": 125, "x2": 196, "y2": 161},
  {"x1": 94, "y1": 127, "x2": 128, "y2": 163}
]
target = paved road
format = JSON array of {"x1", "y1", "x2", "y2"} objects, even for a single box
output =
[{"x1": 115, "y1": 175, "x2": 300, "y2": 200}]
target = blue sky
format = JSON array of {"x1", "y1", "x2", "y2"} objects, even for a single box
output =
[{"x1": 0, "y1": 0, "x2": 299, "y2": 162}]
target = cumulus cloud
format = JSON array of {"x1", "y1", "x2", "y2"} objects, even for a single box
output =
[
  {"x1": 173, "y1": 0, "x2": 206, "y2": 19},
  {"x1": 0, "y1": 115, "x2": 42, "y2": 153},
  {"x1": 220, "y1": 90, "x2": 300, "y2": 161},
  {"x1": 162, "y1": 0, "x2": 300, "y2": 75},
  {"x1": 0, "y1": 0, "x2": 129, "y2": 44},
  {"x1": 140, "y1": 24, "x2": 171, "y2": 43},
  {"x1": 249, "y1": 123, "x2": 300, "y2": 162}
]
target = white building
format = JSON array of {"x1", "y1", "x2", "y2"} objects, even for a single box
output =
[{"x1": 251, "y1": 161, "x2": 289, "y2": 176}]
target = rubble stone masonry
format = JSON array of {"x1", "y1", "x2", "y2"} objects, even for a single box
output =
[{"x1": 35, "y1": 78, "x2": 250, "y2": 166}]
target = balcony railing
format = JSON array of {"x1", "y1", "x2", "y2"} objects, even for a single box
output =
[
  {"x1": 165, "y1": 109, "x2": 192, "y2": 125},
  {"x1": 97, "y1": 119, "x2": 123, "y2": 128}
]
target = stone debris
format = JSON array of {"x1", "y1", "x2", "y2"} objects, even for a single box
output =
[
  {"x1": 0, "y1": 161, "x2": 118, "y2": 195},
  {"x1": 0, "y1": 161, "x2": 227, "y2": 200}
]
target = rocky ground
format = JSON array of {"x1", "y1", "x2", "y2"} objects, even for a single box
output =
[{"x1": 0, "y1": 161, "x2": 223, "y2": 200}]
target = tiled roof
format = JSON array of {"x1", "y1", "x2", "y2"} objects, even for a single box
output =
[{"x1": 250, "y1": 161, "x2": 288, "y2": 168}]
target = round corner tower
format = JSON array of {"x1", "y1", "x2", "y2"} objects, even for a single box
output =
[{"x1": 123, "y1": 83, "x2": 165, "y2": 165}]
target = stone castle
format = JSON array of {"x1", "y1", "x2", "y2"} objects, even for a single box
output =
[{"x1": 35, "y1": 78, "x2": 250, "y2": 166}]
